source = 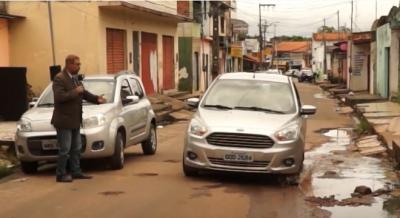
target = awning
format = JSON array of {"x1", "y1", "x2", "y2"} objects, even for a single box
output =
[
  {"x1": 98, "y1": 1, "x2": 192, "y2": 22},
  {"x1": 243, "y1": 54, "x2": 259, "y2": 63},
  {"x1": 0, "y1": 13, "x2": 25, "y2": 20}
]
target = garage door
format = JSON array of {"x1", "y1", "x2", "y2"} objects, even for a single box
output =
[
  {"x1": 106, "y1": 28, "x2": 126, "y2": 74},
  {"x1": 163, "y1": 35, "x2": 175, "y2": 90},
  {"x1": 141, "y1": 32, "x2": 157, "y2": 95}
]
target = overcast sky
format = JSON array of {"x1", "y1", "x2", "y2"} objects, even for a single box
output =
[{"x1": 235, "y1": 0, "x2": 399, "y2": 38}]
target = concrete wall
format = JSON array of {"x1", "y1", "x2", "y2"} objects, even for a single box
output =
[
  {"x1": 377, "y1": 23, "x2": 391, "y2": 98},
  {"x1": 8, "y1": 2, "x2": 101, "y2": 94},
  {"x1": 0, "y1": 19, "x2": 9, "y2": 66},
  {"x1": 129, "y1": 1, "x2": 178, "y2": 16},
  {"x1": 350, "y1": 43, "x2": 370, "y2": 91},
  {"x1": 370, "y1": 41, "x2": 377, "y2": 94},
  {"x1": 8, "y1": 2, "x2": 179, "y2": 94},
  {"x1": 99, "y1": 6, "x2": 179, "y2": 92},
  {"x1": 312, "y1": 40, "x2": 336, "y2": 75},
  {"x1": 390, "y1": 30, "x2": 400, "y2": 96}
]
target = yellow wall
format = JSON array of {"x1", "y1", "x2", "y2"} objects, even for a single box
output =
[
  {"x1": 8, "y1": 2, "x2": 179, "y2": 94},
  {"x1": 0, "y1": 19, "x2": 9, "y2": 66},
  {"x1": 8, "y1": 2, "x2": 101, "y2": 94}
]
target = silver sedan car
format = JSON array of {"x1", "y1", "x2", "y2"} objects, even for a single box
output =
[
  {"x1": 15, "y1": 72, "x2": 157, "y2": 173},
  {"x1": 183, "y1": 72, "x2": 316, "y2": 179}
]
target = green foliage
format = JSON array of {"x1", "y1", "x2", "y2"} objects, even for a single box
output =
[
  {"x1": 272, "y1": 35, "x2": 311, "y2": 41},
  {"x1": 0, "y1": 163, "x2": 12, "y2": 179},
  {"x1": 355, "y1": 118, "x2": 372, "y2": 135},
  {"x1": 318, "y1": 25, "x2": 336, "y2": 33}
]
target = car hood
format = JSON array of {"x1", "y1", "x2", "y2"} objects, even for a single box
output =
[
  {"x1": 20, "y1": 104, "x2": 115, "y2": 131},
  {"x1": 196, "y1": 108, "x2": 298, "y2": 135}
]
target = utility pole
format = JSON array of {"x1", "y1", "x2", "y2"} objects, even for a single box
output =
[
  {"x1": 337, "y1": 10, "x2": 341, "y2": 82},
  {"x1": 349, "y1": 0, "x2": 353, "y2": 84},
  {"x1": 273, "y1": 24, "x2": 277, "y2": 69},
  {"x1": 48, "y1": 1, "x2": 56, "y2": 65},
  {"x1": 211, "y1": 1, "x2": 221, "y2": 78},
  {"x1": 323, "y1": 18, "x2": 327, "y2": 78},
  {"x1": 259, "y1": 3, "x2": 275, "y2": 70}
]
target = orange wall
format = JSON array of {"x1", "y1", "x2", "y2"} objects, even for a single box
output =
[{"x1": 0, "y1": 19, "x2": 9, "y2": 66}]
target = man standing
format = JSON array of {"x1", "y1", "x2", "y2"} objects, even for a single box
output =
[{"x1": 51, "y1": 55, "x2": 106, "y2": 183}]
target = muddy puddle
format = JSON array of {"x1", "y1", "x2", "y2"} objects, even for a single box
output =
[{"x1": 303, "y1": 129, "x2": 400, "y2": 218}]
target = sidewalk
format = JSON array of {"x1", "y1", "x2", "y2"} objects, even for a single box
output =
[
  {"x1": 0, "y1": 122, "x2": 16, "y2": 146},
  {"x1": 319, "y1": 79, "x2": 400, "y2": 164},
  {"x1": 354, "y1": 102, "x2": 400, "y2": 155}
]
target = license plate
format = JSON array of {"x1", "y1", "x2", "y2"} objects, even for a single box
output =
[
  {"x1": 224, "y1": 153, "x2": 253, "y2": 162},
  {"x1": 41, "y1": 139, "x2": 58, "y2": 150}
]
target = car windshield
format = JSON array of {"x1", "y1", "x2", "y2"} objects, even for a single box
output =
[
  {"x1": 201, "y1": 79, "x2": 296, "y2": 114},
  {"x1": 37, "y1": 79, "x2": 115, "y2": 107}
]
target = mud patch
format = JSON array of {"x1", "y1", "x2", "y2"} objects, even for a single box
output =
[
  {"x1": 305, "y1": 195, "x2": 375, "y2": 207},
  {"x1": 304, "y1": 128, "x2": 397, "y2": 217},
  {"x1": 163, "y1": 159, "x2": 180, "y2": 163},
  {"x1": 318, "y1": 171, "x2": 342, "y2": 179},
  {"x1": 99, "y1": 191, "x2": 125, "y2": 196},
  {"x1": 192, "y1": 183, "x2": 224, "y2": 191},
  {"x1": 383, "y1": 197, "x2": 400, "y2": 215},
  {"x1": 134, "y1": 173, "x2": 159, "y2": 177}
]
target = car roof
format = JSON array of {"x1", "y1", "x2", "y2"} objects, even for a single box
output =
[
  {"x1": 219, "y1": 72, "x2": 290, "y2": 83},
  {"x1": 83, "y1": 71, "x2": 139, "y2": 80}
]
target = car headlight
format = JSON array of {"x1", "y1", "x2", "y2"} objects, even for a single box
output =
[
  {"x1": 189, "y1": 118, "x2": 208, "y2": 137},
  {"x1": 17, "y1": 118, "x2": 32, "y2": 132},
  {"x1": 83, "y1": 114, "x2": 106, "y2": 129},
  {"x1": 274, "y1": 121, "x2": 300, "y2": 142}
]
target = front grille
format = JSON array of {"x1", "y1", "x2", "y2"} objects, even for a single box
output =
[
  {"x1": 208, "y1": 157, "x2": 270, "y2": 168},
  {"x1": 206, "y1": 132, "x2": 274, "y2": 148},
  {"x1": 27, "y1": 135, "x2": 86, "y2": 156}
]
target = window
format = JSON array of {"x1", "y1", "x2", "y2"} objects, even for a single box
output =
[
  {"x1": 129, "y1": 78, "x2": 144, "y2": 98},
  {"x1": 220, "y1": 16, "x2": 225, "y2": 34},
  {"x1": 120, "y1": 79, "x2": 133, "y2": 105},
  {"x1": 202, "y1": 79, "x2": 296, "y2": 114}
]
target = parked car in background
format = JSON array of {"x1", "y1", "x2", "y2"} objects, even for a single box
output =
[
  {"x1": 183, "y1": 72, "x2": 316, "y2": 181},
  {"x1": 257, "y1": 69, "x2": 283, "y2": 75},
  {"x1": 15, "y1": 72, "x2": 157, "y2": 173},
  {"x1": 285, "y1": 69, "x2": 300, "y2": 77},
  {"x1": 298, "y1": 69, "x2": 315, "y2": 83}
]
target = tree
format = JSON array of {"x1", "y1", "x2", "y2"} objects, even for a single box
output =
[
  {"x1": 338, "y1": 26, "x2": 351, "y2": 32},
  {"x1": 271, "y1": 35, "x2": 311, "y2": 42},
  {"x1": 318, "y1": 26, "x2": 336, "y2": 33}
]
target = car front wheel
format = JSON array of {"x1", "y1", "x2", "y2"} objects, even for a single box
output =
[
  {"x1": 182, "y1": 160, "x2": 199, "y2": 177},
  {"x1": 110, "y1": 132, "x2": 124, "y2": 170},
  {"x1": 141, "y1": 124, "x2": 157, "y2": 155}
]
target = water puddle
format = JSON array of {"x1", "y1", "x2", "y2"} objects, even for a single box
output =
[
  {"x1": 314, "y1": 93, "x2": 330, "y2": 100},
  {"x1": 304, "y1": 129, "x2": 399, "y2": 218}
]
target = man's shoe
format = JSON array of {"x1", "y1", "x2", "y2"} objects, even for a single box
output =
[
  {"x1": 72, "y1": 173, "x2": 92, "y2": 179},
  {"x1": 56, "y1": 175, "x2": 73, "y2": 183}
]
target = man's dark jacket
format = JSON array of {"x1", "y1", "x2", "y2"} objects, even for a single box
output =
[{"x1": 51, "y1": 70, "x2": 98, "y2": 129}]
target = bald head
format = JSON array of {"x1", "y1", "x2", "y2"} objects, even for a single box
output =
[{"x1": 65, "y1": 54, "x2": 81, "y2": 75}]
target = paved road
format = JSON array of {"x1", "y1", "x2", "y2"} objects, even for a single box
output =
[{"x1": 0, "y1": 81, "x2": 356, "y2": 218}]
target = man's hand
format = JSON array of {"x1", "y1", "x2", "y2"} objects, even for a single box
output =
[
  {"x1": 97, "y1": 95, "x2": 106, "y2": 104},
  {"x1": 75, "y1": 86, "x2": 84, "y2": 94}
]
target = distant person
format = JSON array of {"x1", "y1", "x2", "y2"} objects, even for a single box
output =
[{"x1": 51, "y1": 55, "x2": 106, "y2": 183}]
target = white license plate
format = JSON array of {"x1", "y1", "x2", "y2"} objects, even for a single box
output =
[
  {"x1": 223, "y1": 153, "x2": 253, "y2": 162},
  {"x1": 41, "y1": 139, "x2": 58, "y2": 150}
]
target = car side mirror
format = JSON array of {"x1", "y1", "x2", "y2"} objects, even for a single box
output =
[
  {"x1": 125, "y1": 95, "x2": 140, "y2": 104},
  {"x1": 187, "y1": 98, "x2": 200, "y2": 108},
  {"x1": 301, "y1": 105, "x2": 316, "y2": 115},
  {"x1": 29, "y1": 97, "x2": 39, "y2": 108}
]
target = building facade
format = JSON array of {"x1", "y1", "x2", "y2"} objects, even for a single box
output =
[{"x1": 7, "y1": 1, "x2": 191, "y2": 95}]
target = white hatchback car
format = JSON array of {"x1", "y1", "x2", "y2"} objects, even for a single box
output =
[{"x1": 183, "y1": 72, "x2": 316, "y2": 179}]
